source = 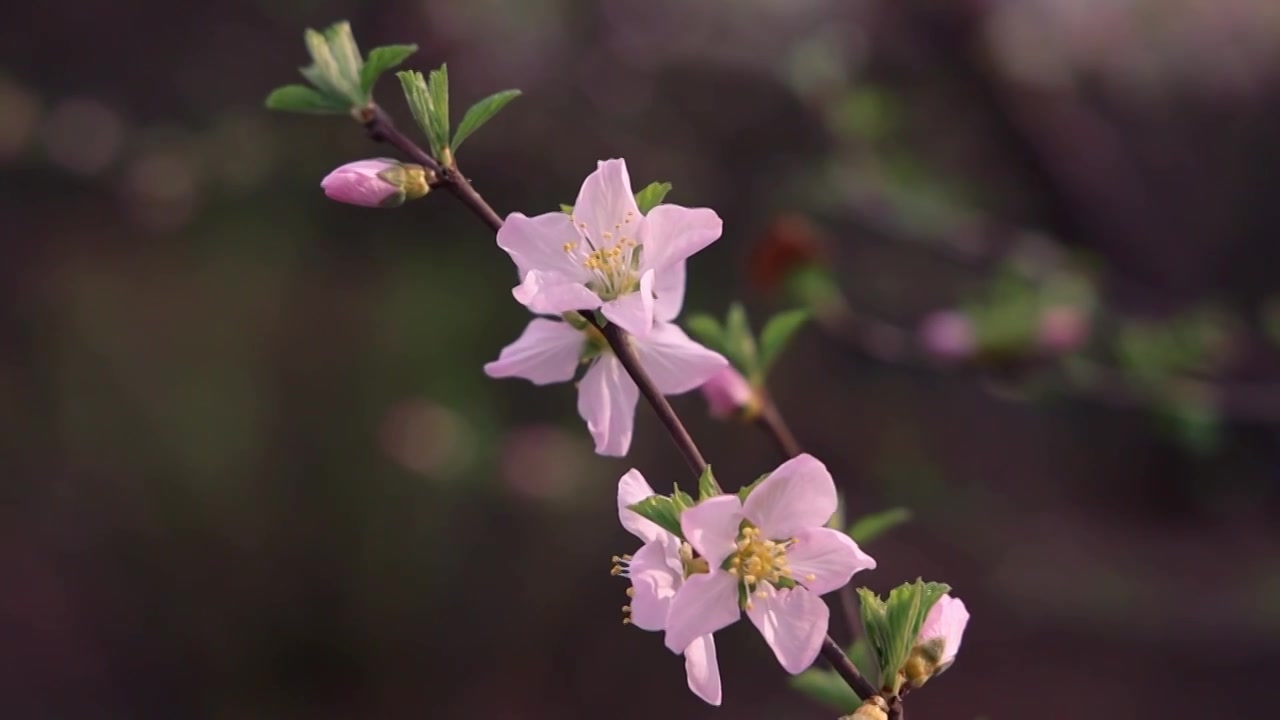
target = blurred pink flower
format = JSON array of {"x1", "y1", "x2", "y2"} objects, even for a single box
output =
[
  {"x1": 485, "y1": 318, "x2": 725, "y2": 456},
  {"x1": 919, "y1": 310, "x2": 975, "y2": 361},
  {"x1": 321, "y1": 158, "x2": 428, "y2": 207},
  {"x1": 613, "y1": 470, "x2": 721, "y2": 705},
  {"x1": 699, "y1": 366, "x2": 757, "y2": 419},
  {"x1": 498, "y1": 158, "x2": 722, "y2": 339},
  {"x1": 663, "y1": 454, "x2": 876, "y2": 674},
  {"x1": 1037, "y1": 305, "x2": 1089, "y2": 354}
]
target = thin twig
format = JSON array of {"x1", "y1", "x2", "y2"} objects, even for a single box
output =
[
  {"x1": 353, "y1": 108, "x2": 877, "y2": 703},
  {"x1": 755, "y1": 395, "x2": 803, "y2": 458}
]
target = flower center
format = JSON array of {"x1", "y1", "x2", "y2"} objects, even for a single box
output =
[
  {"x1": 726, "y1": 524, "x2": 807, "y2": 609},
  {"x1": 563, "y1": 211, "x2": 641, "y2": 300}
]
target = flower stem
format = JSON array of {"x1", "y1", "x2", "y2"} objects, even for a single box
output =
[
  {"x1": 755, "y1": 394, "x2": 802, "y2": 458},
  {"x1": 363, "y1": 105, "x2": 505, "y2": 232},
  {"x1": 353, "y1": 108, "x2": 874, "y2": 703}
]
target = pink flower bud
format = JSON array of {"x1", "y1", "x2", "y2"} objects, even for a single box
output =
[
  {"x1": 919, "y1": 310, "x2": 975, "y2": 361},
  {"x1": 1037, "y1": 305, "x2": 1089, "y2": 354},
  {"x1": 321, "y1": 158, "x2": 430, "y2": 208},
  {"x1": 699, "y1": 366, "x2": 757, "y2": 419}
]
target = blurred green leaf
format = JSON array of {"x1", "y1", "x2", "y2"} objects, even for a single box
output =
[
  {"x1": 634, "y1": 181, "x2": 673, "y2": 214},
  {"x1": 323, "y1": 21, "x2": 363, "y2": 95},
  {"x1": 697, "y1": 465, "x2": 721, "y2": 500},
  {"x1": 672, "y1": 488, "x2": 696, "y2": 512},
  {"x1": 452, "y1": 89, "x2": 521, "y2": 151},
  {"x1": 265, "y1": 84, "x2": 350, "y2": 114},
  {"x1": 737, "y1": 472, "x2": 768, "y2": 502},
  {"x1": 360, "y1": 44, "x2": 418, "y2": 95},
  {"x1": 724, "y1": 302, "x2": 760, "y2": 378},
  {"x1": 789, "y1": 668, "x2": 860, "y2": 712},
  {"x1": 684, "y1": 314, "x2": 725, "y2": 353},
  {"x1": 301, "y1": 28, "x2": 345, "y2": 98},
  {"x1": 847, "y1": 507, "x2": 912, "y2": 545},
  {"x1": 560, "y1": 204, "x2": 574, "y2": 214},
  {"x1": 627, "y1": 495, "x2": 684, "y2": 539},
  {"x1": 758, "y1": 308, "x2": 810, "y2": 374}
]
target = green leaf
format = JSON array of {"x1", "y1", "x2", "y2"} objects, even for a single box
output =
[
  {"x1": 847, "y1": 507, "x2": 912, "y2": 546},
  {"x1": 789, "y1": 668, "x2": 860, "y2": 712},
  {"x1": 697, "y1": 465, "x2": 722, "y2": 500},
  {"x1": 672, "y1": 488, "x2": 696, "y2": 511},
  {"x1": 627, "y1": 496, "x2": 684, "y2": 539},
  {"x1": 758, "y1": 308, "x2": 810, "y2": 373},
  {"x1": 684, "y1": 314, "x2": 726, "y2": 352},
  {"x1": 360, "y1": 44, "x2": 418, "y2": 95},
  {"x1": 737, "y1": 472, "x2": 769, "y2": 502},
  {"x1": 859, "y1": 580, "x2": 951, "y2": 694},
  {"x1": 452, "y1": 89, "x2": 521, "y2": 151},
  {"x1": 560, "y1": 204, "x2": 574, "y2": 214},
  {"x1": 724, "y1": 302, "x2": 760, "y2": 377},
  {"x1": 265, "y1": 84, "x2": 350, "y2": 114},
  {"x1": 634, "y1": 181, "x2": 673, "y2": 214},
  {"x1": 301, "y1": 28, "x2": 346, "y2": 98},
  {"x1": 427, "y1": 64, "x2": 450, "y2": 155},
  {"x1": 323, "y1": 21, "x2": 363, "y2": 96},
  {"x1": 397, "y1": 70, "x2": 437, "y2": 153}
]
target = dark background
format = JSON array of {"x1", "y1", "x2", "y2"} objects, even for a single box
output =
[{"x1": 3, "y1": 1, "x2": 1280, "y2": 718}]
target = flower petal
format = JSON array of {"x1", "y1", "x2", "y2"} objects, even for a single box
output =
[
  {"x1": 634, "y1": 322, "x2": 729, "y2": 395},
  {"x1": 654, "y1": 259, "x2": 686, "y2": 323},
  {"x1": 512, "y1": 271, "x2": 603, "y2": 316},
  {"x1": 601, "y1": 268, "x2": 655, "y2": 339},
  {"x1": 640, "y1": 204, "x2": 722, "y2": 272},
  {"x1": 483, "y1": 318, "x2": 584, "y2": 385},
  {"x1": 497, "y1": 211, "x2": 585, "y2": 280},
  {"x1": 743, "y1": 453, "x2": 838, "y2": 539},
  {"x1": 679, "y1": 495, "x2": 743, "y2": 569},
  {"x1": 572, "y1": 159, "x2": 640, "y2": 244},
  {"x1": 787, "y1": 527, "x2": 876, "y2": 596},
  {"x1": 617, "y1": 469, "x2": 663, "y2": 543},
  {"x1": 576, "y1": 355, "x2": 639, "y2": 457},
  {"x1": 684, "y1": 634, "x2": 722, "y2": 706},
  {"x1": 663, "y1": 570, "x2": 741, "y2": 655},
  {"x1": 746, "y1": 585, "x2": 829, "y2": 674},
  {"x1": 627, "y1": 536, "x2": 684, "y2": 631},
  {"x1": 918, "y1": 594, "x2": 970, "y2": 669}
]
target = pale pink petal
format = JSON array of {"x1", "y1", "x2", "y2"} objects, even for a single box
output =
[
  {"x1": 627, "y1": 536, "x2": 684, "y2": 631},
  {"x1": 600, "y1": 269, "x2": 655, "y2": 339},
  {"x1": 512, "y1": 270, "x2": 603, "y2": 316},
  {"x1": 918, "y1": 594, "x2": 970, "y2": 669},
  {"x1": 663, "y1": 571, "x2": 741, "y2": 655},
  {"x1": 640, "y1": 204, "x2": 723, "y2": 272},
  {"x1": 684, "y1": 634, "x2": 722, "y2": 706},
  {"x1": 497, "y1": 211, "x2": 587, "y2": 280},
  {"x1": 617, "y1": 469, "x2": 663, "y2": 543},
  {"x1": 700, "y1": 366, "x2": 755, "y2": 419},
  {"x1": 679, "y1": 495, "x2": 743, "y2": 568},
  {"x1": 321, "y1": 159, "x2": 401, "y2": 207},
  {"x1": 572, "y1": 159, "x2": 640, "y2": 244},
  {"x1": 576, "y1": 355, "x2": 639, "y2": 457},
  {"x1": 633, "y1": 322, "x2": 728, "y2": 395},
  {"x1": 786, "y1": 527, "x2": 876, "y2": 596},
  {"x1": 653, "y1": 259, "x2": 686, "y2": 323},
  {"x1": 483, "y1": 318, "x2": 584, "y2": 385},
  {"x1": 743, "y1": 453, "x2": 839, "y2": 539},
  {"x1": 746, "y1": 585, "x2": 829, "y2": 674}
]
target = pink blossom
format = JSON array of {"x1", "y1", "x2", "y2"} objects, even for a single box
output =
[
  {"x1": 320, "y1": 158, "x2": 428, "y2": 208},
  {"x1": 613, "y1": 470, "x2": 721, "y2": 705},
  {"x1": 663, "y1": 454, "x2": 876, "y2": 673},
  {"x1": 699, "y1": 366, "x2": 757, "y2": 419},
  {"x1": 1037, "y1": 305, "x2": 1089, "y2": 354},
  {"x1": 919, "y1": 310, "x2": 975, "y2": 361},
  {"x1": 484, "y1": 311, "x2": 725, "y2": 456},
  {"x1": 915, "y1": 594, "x2": 969, "y2": 675},
  {"x1": 497, "y1": 159, "x2": 722, "y2": 339}
]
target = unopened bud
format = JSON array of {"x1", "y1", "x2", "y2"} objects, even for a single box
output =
[
  {"x1": 905, "y1": 594, "x2": 970, "y2": 687},
  {"x1": 699, "y1": 366, "x2": 759, "y2": 420},
  {"x1": 919, "y1": 310, "x2": 975, "y2": 362},
  {"x1": 321, "y1": 158, "x2": 432, "y2": 208},
  {"x1": 841, "y1": 695, "x2": 889, "y2": 720}
]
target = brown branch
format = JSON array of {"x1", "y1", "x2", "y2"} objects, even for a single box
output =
[
  {"x1": 755, "y1": 395, "x2": 803, "y2": 459},
  {"x1": 821, "y1": 636, "x2": 879, "y2": 703}
]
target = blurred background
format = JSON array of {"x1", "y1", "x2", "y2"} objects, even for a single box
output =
[{"x1": 3, "y1": 0, "x2": 1280, "y2": 717}]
